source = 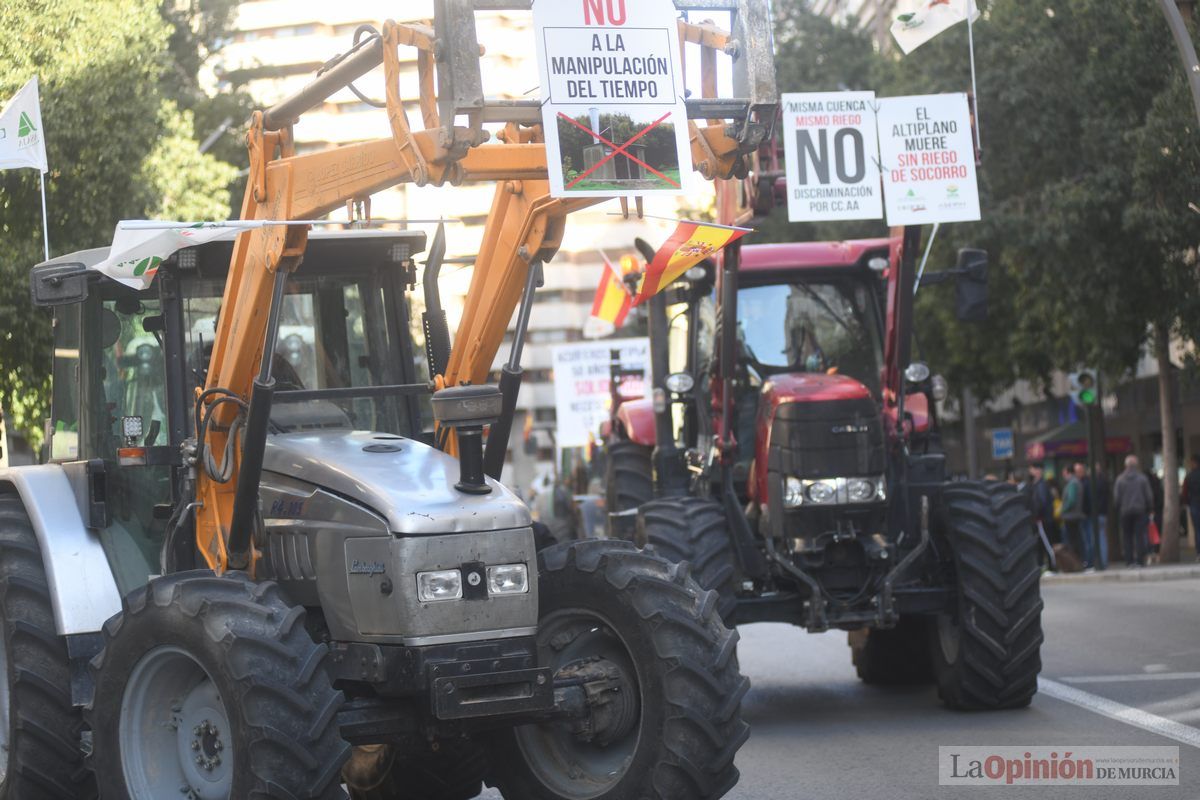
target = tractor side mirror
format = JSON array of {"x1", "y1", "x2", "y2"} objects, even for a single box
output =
[
  {"x1": 30, "y1": 261, "x2": 89, "y2": 307},
  {"x1": 953, "y1": 248, "x2": 988, "y2": 323}
]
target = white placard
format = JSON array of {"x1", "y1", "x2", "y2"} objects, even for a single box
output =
[
  {"x1": 552, "y1": 338, "x2": 648, "y2": 448},
  {"x1": 534, "y1": 0, "x2": 692, "y2": 198},
  {"x1": 781, "y1": 91, "x2": 883, "y2": 222},
  {"x1": 877, "y1": 93, "x2": 980, "y2": 225}
]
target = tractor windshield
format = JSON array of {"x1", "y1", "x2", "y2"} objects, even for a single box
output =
[
  {"x1": 736, "y1": 277, "x2": 883, "y2": 395},
  {"x1": 183, "y1": 270, "x2": 424, "y2": 437}
]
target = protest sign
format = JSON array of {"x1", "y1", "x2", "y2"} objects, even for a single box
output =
[
  {"x1": 534, "y1": 0, "x2": 691, "y2": 198},
  {"x1": 782, "y1": 91, "x2": 883, "y2": 222},
  {"x1": 552, "y1": 338, "x2": 647, "y2": 448},
  {"x1": 877, "y1": 93, "x2": 980, "y2": 226}
]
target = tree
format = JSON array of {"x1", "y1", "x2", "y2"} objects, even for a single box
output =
[
  {"x1": 0, "y1": 0, "x2": 239, "y2": 452},
  {"x1": 925, "y1": 2, "x2": 1199, "y2": 560},
  {"x1": 769, "y1": 2, "x2": 1200, "y2": 560}
]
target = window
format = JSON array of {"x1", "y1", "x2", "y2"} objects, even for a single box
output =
[
  {"x1": 736, "y1": 278, "x2": 882, "y2": 394},
  {"x1": 183, "y1": 272, "x2": 421, "y2": 437}
]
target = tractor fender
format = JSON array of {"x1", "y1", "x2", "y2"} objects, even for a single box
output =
[
  {"x1": 616, "y1": 398, "x2": 657, "y2": 447},
  {"x1": 0, "y1": 465, "x2": 122, "y2": 635}
]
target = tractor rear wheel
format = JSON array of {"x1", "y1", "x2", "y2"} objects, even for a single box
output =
[
  {"x1": 0, "y1": 494, "x2": 95, "y2": 799},
  {"x1": 604, "y1": 440, "x2": 652, "y2": 541},
  {"x1": 345, "y1": 740, "x2": 486, "y2": 800},
  {"x1": 932, "y1": 481, "x2": 1043, "y2": 710},
  {"x1": 848, "y1": 616, "x2": 934, "y2": 685},
  {"x1": 485, "y1": 540, "x2": 749, "y2": 800},
  {"x1": 89, "y1": 571, "x2": 350, "y2": 799},
  {"x1": 637, "y1": 497, "x2": 738, "y2": 623}
]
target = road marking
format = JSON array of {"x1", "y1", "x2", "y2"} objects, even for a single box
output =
[
  {"x1": 1061, "y1": 672, "x2": 1200, "y2": 684},
  {"x1": 1039, "y1": 677, "x2": 1200, "y2": 750}
]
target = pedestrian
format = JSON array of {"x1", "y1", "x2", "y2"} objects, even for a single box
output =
[
  {"x1": 1113, "y1": 455, "x2": 1153, "y2": 567},
  {"x1": 1088, "y1": 461, "x2": 1111, "y2": 571},
  {"x1": 1061, "y1": 462, "x2": 1089, "y2": 568},
  {"x1": 1145, "y1": 466, "x2": 1164, "y2": 561},
  {"x1": 1183, "y1": 454, "x2": 1200, "y2": 560}
]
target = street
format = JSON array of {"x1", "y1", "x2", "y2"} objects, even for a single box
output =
[{"x1": 475, "y1": 577, "x2": 1200, "y2": 799}]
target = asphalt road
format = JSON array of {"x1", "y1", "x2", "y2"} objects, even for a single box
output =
[{"x1": 478, "y1": 577, "x2": 1200, "y2": 799}]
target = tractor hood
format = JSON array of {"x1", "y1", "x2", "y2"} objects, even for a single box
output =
[
  {"x1": 752, "y1": 372, "x2": 885, "y2": 502},
  {"x1": 761, "y1": 372, "x2": 873, "y2": 412},
  {"x1": 263, "y1": 431, "x2": 531, "y2": 535}
]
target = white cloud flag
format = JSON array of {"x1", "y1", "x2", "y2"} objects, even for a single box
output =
[
  {"x1": 891, "y1": 0, "x2": 980, "y2": 55},
  {"x1": 0, "y1": 77, "x2": 48, "y2": 173}
]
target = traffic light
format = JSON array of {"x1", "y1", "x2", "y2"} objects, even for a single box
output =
[{"x1": 1068, "y1": 370, "x2": 1098, "y2": 406}]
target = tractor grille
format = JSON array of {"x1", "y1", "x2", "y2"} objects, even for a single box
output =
[{"x1": 770, "y1": 397, "x2": 885, "y2": 478}]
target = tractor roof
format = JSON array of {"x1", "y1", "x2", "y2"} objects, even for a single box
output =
[{"x1": 740, "y1": 237, "x2": 898, "y2": 273}]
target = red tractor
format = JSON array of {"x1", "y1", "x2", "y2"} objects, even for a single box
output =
[{"x1": 603, "y1": 225, "x2": 1043, "y2": 709}]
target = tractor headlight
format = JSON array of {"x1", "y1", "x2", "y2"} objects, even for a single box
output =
[
  {"x1": 784, "y1": 476, "x2": 804, "y2": 508},
  {"x1": 805, "y1": 479, "x2": 839, "y2": 505},
  {"x1": 487, "y1": 564, "x2": 529, "y2": 595},
  {"x1": 416, "y1": 569, "x2": 463, "y2": 602},
  {"x1": 784, "y1": 476, "x2": 888, "y2": 507},
  {"x1": 847, "y1": 477, "x2": 886, "y2": 503}
]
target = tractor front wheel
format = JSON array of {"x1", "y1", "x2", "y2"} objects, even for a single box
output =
[
  {"x1": 89, "y1": 571, "x2": 350, "y2": 799},
  {"x1": 932, "y1": 481, "x2": 1043, "y2": 710},
  {"x1": 485, "y1": 540, "x2": 749, "y2": 800},
  {"x1": 0, "y1": 494, "x2": 95, "y2": 799},
  {"x1": 637, "y1": 497, "x2": 739, "y2": 623},
  {"x1": 604, "y1": 440, "x2": 653, "y2": 541}
]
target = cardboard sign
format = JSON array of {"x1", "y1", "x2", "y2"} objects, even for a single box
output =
[
  {"x1": 552, "y1": 338, "x2": 648, "y2": 448},
  {"x1": 877, "y1": 93, "x2": 980, "y2": 225},
  {"x1": 782, "y1": 91, "x2": 883, "y2": 222},
  {"x1": 533, "y1": 0, "x2": 692, "y2": 198}
]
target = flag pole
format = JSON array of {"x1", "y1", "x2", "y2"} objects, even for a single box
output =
[
  {"x1": 37, "y1": 170, "x2": 49, "y2": 261},
  {"x1": 967, "y1": 0, "x2": 982, "y2": 153}
]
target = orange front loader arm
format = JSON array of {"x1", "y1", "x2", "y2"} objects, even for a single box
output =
[{"x1": 193, "y1": 9, "x2": 775, "y2": 575}]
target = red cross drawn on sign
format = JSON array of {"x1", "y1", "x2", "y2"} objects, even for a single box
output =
[{"x1": 558, "y1": 111, "x2": 680, "y2": 190}]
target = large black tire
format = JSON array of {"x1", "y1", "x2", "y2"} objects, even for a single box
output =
[
  {"x1": 604, "y1": 440, "x2": 653, "y2": 540},
  {"x1": 932, "y1": 481, "x2": 1044, "y2": 710},
  {"x1": 485, "y1": 540, "x2": 749, "y2": 800},
  {"x1": 637, "y1": 498, "x2": 739, "y2": 623},
  {"x1": 89, "y1": 571, "x2": 350, "y2": 799},
  {"x1": 0, "y1": 494, "x2": 95, "y2": 799},
  {"x1": 848, "y1": 616, "x2": 934, "y2": 685},
  {"x1": 347, "y1": 739, "x2": 486, "y2": 800}
]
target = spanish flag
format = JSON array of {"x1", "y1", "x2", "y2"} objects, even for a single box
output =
[
  {"x1": 632, "y1": 220, "x2": 751, "y2": 305},
  {"x1": 583, "y1": 252, "x2": 636, "y2": 339}
]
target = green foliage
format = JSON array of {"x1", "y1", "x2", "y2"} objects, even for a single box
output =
[
  {"x1": 0, "y1": 0, "x2": 244, "y2": 450},
  {"x1": 770, "y1": 2, "x2": 1200, "y2": 401}
]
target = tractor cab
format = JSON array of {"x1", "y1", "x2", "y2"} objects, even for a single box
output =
[
  {"x1": 729, "y1": 241, "x2": 891, "y2": 500},
  {"x1": 36, "y1": 230, "x2": 443, "y2": 595}
]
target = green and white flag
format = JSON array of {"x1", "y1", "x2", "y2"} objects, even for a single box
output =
[
  {"x1": 91, "y1": 220, "x2": 317, "y2": 289},
  {"x1": 891, "y1": 0, "x2": 979, "y2": 55},
  {"x1": 0, "y1": 77, "x2": 48, "y2": 173}
]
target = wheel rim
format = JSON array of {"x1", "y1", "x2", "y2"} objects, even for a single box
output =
[
  {"x1": 0, "y1": 628, "x2": 11, "y2": 783},
  {"x1": 936, "y1": 612, "x2": 961, "y2": 665},
  {"x1": 514, "y1": 608, "x2": 642, "y2": 799},
  {"x1": 120, "y1": 646, "x2": 233, "y2": 800}
]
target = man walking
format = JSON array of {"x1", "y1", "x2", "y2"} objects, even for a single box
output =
[
  {"x1": 1062, "y1": 462, "x2": 1089, "y2": 568},
  {"x1": 1114, "y1": 455, "x2": 1153, "y2": 567},
  {"x1": 1087, "y1": 462, "x2": 1110, "y2": 571},
  {"x1": 1183, "y1": 454, "x2": 1200, "y2": 560}
]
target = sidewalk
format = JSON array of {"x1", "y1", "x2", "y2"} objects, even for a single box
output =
[{"x1": 1042, "y1": 561, "x2": 1200, "y2": 585}]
